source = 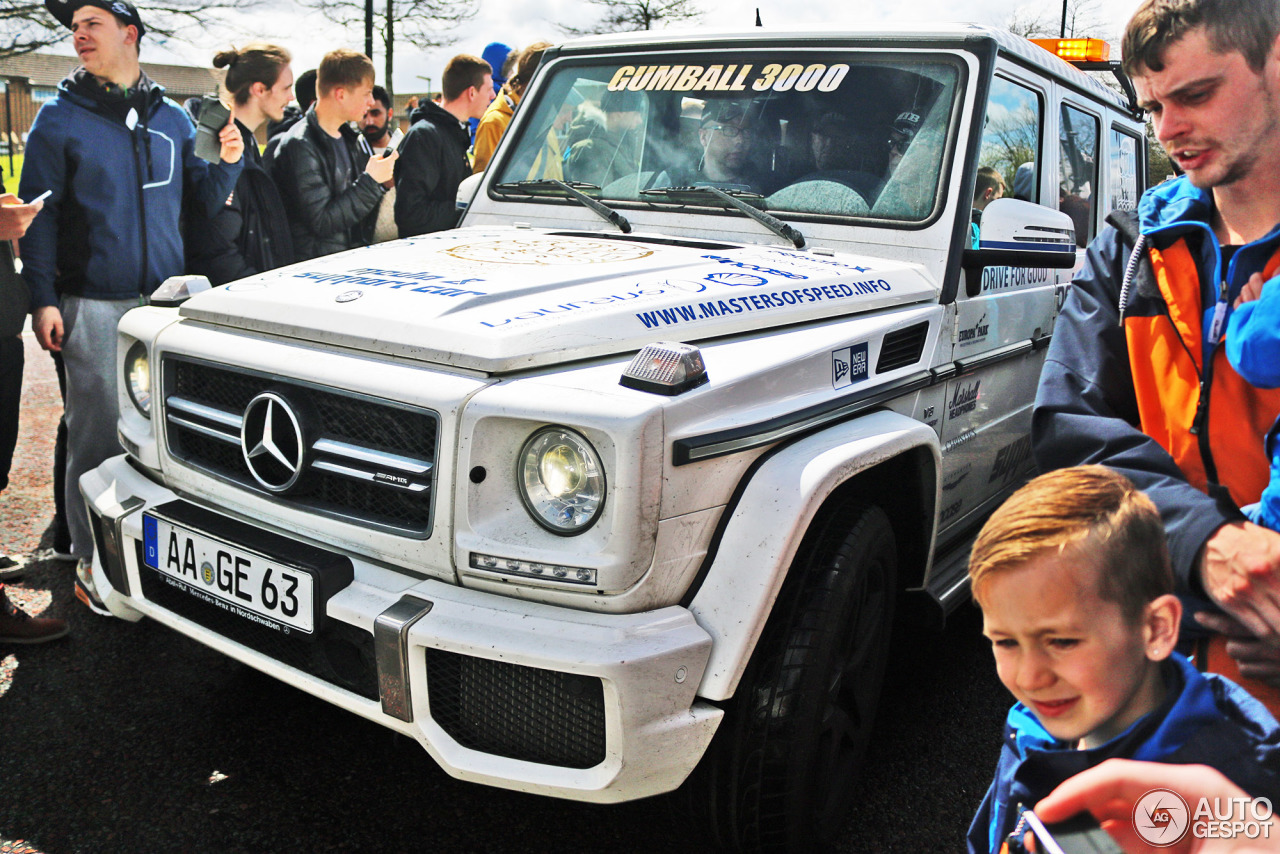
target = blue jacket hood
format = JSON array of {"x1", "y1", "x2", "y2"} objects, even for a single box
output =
[
  {"x1": 1001, "y1": 655, "x2": 1246, "y2": 763},
  {"x1": 1139, "y1": 175, "x2": 1213, "y2": 234}
]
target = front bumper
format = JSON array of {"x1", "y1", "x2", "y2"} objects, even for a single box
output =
[{"x1": 81, "y1": 454, "x2": 721, "y2": 802}]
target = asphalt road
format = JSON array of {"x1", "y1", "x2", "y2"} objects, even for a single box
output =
[{"x1": 0, "y1": 330, "x2": 1011, "y2": 853}]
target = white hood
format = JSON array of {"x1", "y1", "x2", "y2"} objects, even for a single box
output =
[{"x1": 179, "y1": 227, "x2": 939, "y2": 373}]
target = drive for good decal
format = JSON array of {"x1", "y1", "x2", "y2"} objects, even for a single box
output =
[
  {"x1": 979, "y1": 265, "x2": 1050, "y2": 293},
  {"x1": 832, "y1": 343, "x2": 869, "y2": 389},
  {"x1": 607, "y1": 63, "x2": 850, "y2": 93},
  {"x1": 445, "y1": 238, "x2": 654, "y2": 265}
]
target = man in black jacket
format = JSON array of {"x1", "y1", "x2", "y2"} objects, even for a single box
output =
[
  {"x1": 395, "y1": 54, "x2": 492, "y2": 237},
  {"x1": 267, "y1": 49, "x2": 396, "y2": 261}
]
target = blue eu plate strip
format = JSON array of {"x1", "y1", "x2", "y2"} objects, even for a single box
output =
[{"x1": 143, "y1": 514, "x2": 158, "y2": 569}]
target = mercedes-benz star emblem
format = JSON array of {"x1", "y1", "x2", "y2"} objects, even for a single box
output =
[{"x1": 241, "y1": 392, "x2": 305, "y2": 492}]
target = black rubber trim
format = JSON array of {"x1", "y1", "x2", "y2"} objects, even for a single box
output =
[
  {"x1": 672, "y1": 370, "x2": 933, "y2": 466},
  {"x1": 674, "y1": 332, "x2": 1050, "y2": 600},
  {"x1": 673, "y1": 332, "x2": 1052, "y2": 467},
  {"x1": 930, "y1": 363, "x2": 959, "y2": 382},
  {"x1": 943, "y1": 36, "x2": 999, "y2": 306},
  {"x1": 677, "y1": 435, "x2": 795, "y2": 609},
  {"x1": 954, "y1": 339, "x2": 1034, "y2": 374}
]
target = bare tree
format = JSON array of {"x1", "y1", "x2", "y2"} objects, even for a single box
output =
[
  {"x1": 1003, "y1": 0, "x2": 1109, "y2": 39},
  {"x1": 559, "y1": 0, "x2": 702, "y2": 37},
  {"x1": 3, "y1": 0, "x2": 265, "y2": 60},
  {"x1": 981, "y1": 103, "x2": 1040, "y2": 189},
  {"x1": 302, "y1": 0, "x2": 475, "y2": 98}
]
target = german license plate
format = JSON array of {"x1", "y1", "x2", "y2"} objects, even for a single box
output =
[{"x1": 142, "y1": 514, "x2": 316, "y2": 633}]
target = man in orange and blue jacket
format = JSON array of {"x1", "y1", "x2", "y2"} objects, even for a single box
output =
[{"x1": 1033, "y1": 0, "x2": 1280, "y2": 710}]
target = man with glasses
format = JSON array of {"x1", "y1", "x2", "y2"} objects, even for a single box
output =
[{"x1": 697, "y1": 101, "x2": 758, "y2": 188}]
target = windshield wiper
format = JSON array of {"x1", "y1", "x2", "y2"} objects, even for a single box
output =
[
  {"x1": 493, "y1": 179, "x2": 632, "y2": 234},
  {"x1": 642, "y1": 185, "x2": 805, "y2": 250}
]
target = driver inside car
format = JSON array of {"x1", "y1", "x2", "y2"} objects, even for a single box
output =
[{"x1": 695, "y1": 101, "x2": 760, "y2": 189}]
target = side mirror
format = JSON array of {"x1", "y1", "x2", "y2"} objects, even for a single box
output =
[
  {"x1": 962, "y1": 198, "x2": 1076, "y2": 296},
  {"x1": 456, "y1": 171, "x2": 483, "y2": 214},
  {"x1": 148, "y1": 275, "x2": 211, "y2": 308}
]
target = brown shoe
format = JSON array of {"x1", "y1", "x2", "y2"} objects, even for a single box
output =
[{"x1": 0, "y1": 594, "x2": 69, "y2": 644}]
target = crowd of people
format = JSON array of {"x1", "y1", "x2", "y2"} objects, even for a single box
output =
[
  {"x1": 0, "y1": 0, "x2": 550, "y2": 639},
  {"x1": 2, "y1": 0, "x2": 1280, "y2": 849}
]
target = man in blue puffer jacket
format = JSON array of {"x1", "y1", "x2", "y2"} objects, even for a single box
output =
[{"x1": 18, "y1": 0, "x2": 242, "y2": 611}]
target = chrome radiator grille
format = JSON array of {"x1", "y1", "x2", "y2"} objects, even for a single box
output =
[{"x1": 162, "y1": 356, "x2": 438, "y2": 536}]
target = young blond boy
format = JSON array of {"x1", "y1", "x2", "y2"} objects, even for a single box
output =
[{"x1": 966, "y1": 466, "x2": 1280, "y2": 854}]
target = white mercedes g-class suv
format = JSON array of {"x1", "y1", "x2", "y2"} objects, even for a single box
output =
[{"x1": 83, "y1": 25, "x2": 1145, "y2": 851}]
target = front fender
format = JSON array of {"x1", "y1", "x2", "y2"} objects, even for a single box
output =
[{"x1": 688, "y1": 410, "x2": 939, "y2": 700}]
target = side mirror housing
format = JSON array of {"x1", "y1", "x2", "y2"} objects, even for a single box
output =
[
  {"x1": 456, "y1": 172, "x2": 483, "y2": 215},
  {"x1": 962, "y1": 198, "x2": 1076, "y2": 296}
]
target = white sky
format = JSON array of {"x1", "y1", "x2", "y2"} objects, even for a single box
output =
[{"x1": 48, "y1": 0, "x2": 1147, "y2": 95}]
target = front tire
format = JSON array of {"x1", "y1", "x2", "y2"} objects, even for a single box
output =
[{"x1": 693, "y1": 501, "x2": 898, "y2": 852}]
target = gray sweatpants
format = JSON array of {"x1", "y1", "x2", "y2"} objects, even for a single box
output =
[{"x1": 62, "y1": 295, "x2": 135, "y2": 561}]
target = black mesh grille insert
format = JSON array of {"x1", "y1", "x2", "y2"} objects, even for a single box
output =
[
  {"x1": 877, "y1": 321, "x2": 930, "y2": 373},
  {"x1": 137, "y1": 544, "x2": 378, "y2": 701},
  {"x1": 426, "y1": 649, "x2": 606, "y2": 769},
  {"x1": 163, "y1": 357, "x2": 438, "y2": 536}
]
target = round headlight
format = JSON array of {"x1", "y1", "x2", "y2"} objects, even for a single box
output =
[
  {"x1": 124, "y1": 341, "x2": 151, "y2": 416},
  {"x1": 517, "y1": 427, "x2": 605, "y2": 535}
]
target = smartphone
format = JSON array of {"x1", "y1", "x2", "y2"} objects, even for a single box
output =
[
  {"x1": 1022, "y1": 810, "x2": 1123, "y2": 854},
  {"x1": 194, "y1": 96, "x2": 232, "y2": 163},
  {"x1": 2, "y1": 190, "x2": 49, "y2": 206}
]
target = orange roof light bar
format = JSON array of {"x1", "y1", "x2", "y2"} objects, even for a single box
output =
[{"x1": 1030, "y1": 38, "x2": 1111, "y2": 63}]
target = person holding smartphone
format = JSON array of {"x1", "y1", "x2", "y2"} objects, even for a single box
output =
[
  {"x1": 0, "y1": 189, "x2": 67, "y2": 643},
  {"x1": 187, "y1": 43, "x2": 295, "y2": 285},
  {"x1": 266, "y1": 48, "x2": 395, "y2": 261},
  {"x1": 18, "y1": 0, "x2": 243, "y2": 614}
]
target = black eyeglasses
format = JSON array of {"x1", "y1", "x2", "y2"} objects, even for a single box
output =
[{"x1": 706, "y1": 124, "x2": 750, "y2": 139}]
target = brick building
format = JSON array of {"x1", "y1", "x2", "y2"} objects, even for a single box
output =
[{"x1": 1, "y1": 51, "x2": 222, "y2": 152}]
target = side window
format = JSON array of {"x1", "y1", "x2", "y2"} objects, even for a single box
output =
[
  {"x1": 1109, "y1": 127, "x2": 1141, "y2": 213},
  {"x1": 1059, "y1": 103, "x2": 1099, "y2": 247},
  {"x1": 979, "y1": 76, "x2": 1042, "y2": 205}
]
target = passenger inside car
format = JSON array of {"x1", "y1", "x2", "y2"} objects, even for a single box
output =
[{"x1": 563, "y1": 89, "x2": 645, "y2": 187}]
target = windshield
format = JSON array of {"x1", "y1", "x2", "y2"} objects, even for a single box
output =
[{"x1": 493, "y1": 52, "x2": 961, "y2": 222}]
